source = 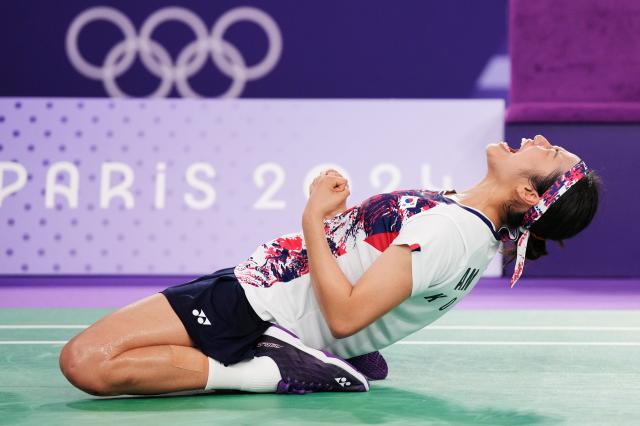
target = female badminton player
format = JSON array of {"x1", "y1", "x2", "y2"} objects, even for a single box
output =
[{"x1": 59, "y1": 134, "x2": 600, "y2": 396}]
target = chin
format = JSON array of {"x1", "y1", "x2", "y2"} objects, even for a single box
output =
[
  {"x1": 485, "y1": 143, "x2": 502, "y2": 159},
  {"x1": 485, "y1": 143, "x2": 506, "y2": 173}
]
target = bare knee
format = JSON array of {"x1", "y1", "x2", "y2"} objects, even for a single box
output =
[{"x1": 59, "y1": 338, "x2": 116, "y2": 396}]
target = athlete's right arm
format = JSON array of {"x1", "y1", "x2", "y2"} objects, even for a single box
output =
[
  {"x1": 341, "y1": 214, "x2": 462, "y2": 337},
  {"x1": 303, "y1": 174, "x2": 460, "y2": 338},
  {"x1": 307, "y1": 216, "x2": 461, "y2": 338},
  {"x1": 304, "y1": 212, "x2": 413, "y2": 339},
  {"x1": 333, "y1": 245, "x2": 414, "y2": 337}
]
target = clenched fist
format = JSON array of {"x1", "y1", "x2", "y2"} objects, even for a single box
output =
[{"x1": 305, "y1": 169, "x2": 350, "y2": 220}]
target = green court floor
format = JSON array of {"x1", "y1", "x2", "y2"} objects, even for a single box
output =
[{"x1": 1, "y1": 309, "x2": 639, "y2": 425}]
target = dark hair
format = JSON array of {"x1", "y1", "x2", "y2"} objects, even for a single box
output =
[{"x1": 503, "y1": 169, "x2": 601, "y2": 263}]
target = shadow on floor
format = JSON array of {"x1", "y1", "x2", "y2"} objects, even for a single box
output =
[{"x1": 58, "y1": 386, "x2": 560, "y2": 425}]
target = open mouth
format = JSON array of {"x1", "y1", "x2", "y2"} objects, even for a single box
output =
[{"x1": 500, "y1": 142, "x2": 517, "y2": 154}]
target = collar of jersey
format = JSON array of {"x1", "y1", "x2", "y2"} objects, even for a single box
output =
[{"x1": 438, "y1": 191, "x2": 501, "y2": 241}]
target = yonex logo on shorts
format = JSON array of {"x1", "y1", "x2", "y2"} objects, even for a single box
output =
[{"x1": 192, "y1": 309, "x2": 211, "y2": 326}]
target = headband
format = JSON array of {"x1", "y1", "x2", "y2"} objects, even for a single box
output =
[{"x1": 509, "y1": 160, "x2": 590, "y2": 288}]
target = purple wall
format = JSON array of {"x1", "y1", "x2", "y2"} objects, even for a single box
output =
[
  {"x1": 2, "y1": 275, "x2": 638, "y2": 309},
  {"x1": 505, "y1": 1, "x2": 638, "y2": 277},
  {"x1": 508, "y1": 0, "x2": 640, "y2": 122},
  {"x1": 1, "y1": 1, "x2": 637, "y2": 281},
  {"x1": 0, "y1": 0, "x2": 507, "y2": 99}
]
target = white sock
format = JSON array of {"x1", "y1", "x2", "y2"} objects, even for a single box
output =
[{"x1": 205, "y1": 356, "x2": 281, "y2": 393}]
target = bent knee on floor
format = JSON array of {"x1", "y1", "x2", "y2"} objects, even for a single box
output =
[{"x1": 59, "y1": 339, "x2": 118, "y2": 396}]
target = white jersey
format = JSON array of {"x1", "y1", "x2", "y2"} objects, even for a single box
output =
[{"x1": 235, "y1": 190, "x2": 500, "y2": 358}]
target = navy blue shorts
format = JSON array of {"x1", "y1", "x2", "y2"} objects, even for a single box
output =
[{"x1": 160, "y1": 267, "x2": 271, "y2": 365}]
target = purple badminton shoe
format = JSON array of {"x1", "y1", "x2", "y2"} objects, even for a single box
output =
[
  {"x1": 254, "y1": 326, "x2": 369, "y2": 394},
  {"x1": 347, "y1": 351, "x2": 388, "y2": 381}
]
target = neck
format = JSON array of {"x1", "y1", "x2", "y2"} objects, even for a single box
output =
[{"x1": 452, "y1": 175, "x2": 507, "y2": 229}]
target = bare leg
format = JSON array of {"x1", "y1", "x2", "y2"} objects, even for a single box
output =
[
  {"x1": 105, "y1": 345, "x2": 208, "y2": 395},
  {"x1": 59, "y1": 293, "x2": 208, "y2": 396}
]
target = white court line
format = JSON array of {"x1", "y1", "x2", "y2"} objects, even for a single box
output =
[
  {"x1": 0, "y1": 325, "x2": 88, "y2": 329},
  {"x1": 1, "y1": 340, "x2": 640, "y2": 346},
  {"x1": 2, "y1": 325, "x2": 640, "y2": 331},
  {"x1": 398, "y1": 341, "x2": 640, "y2": 346},
  {"x1": 428, "y1": 326, "x2": 640, "y2": 331}
]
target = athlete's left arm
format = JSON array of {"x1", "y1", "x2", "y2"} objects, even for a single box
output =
[{"x1": 302, "y1": 175, "x2": 412, "y2": 339}]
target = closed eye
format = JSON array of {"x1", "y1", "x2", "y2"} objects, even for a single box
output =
[{"x1": 553, "y1": 148, "x2": 559, "y2": 158}]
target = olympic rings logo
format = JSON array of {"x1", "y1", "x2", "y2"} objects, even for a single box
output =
[{"x1": 66, "y1": 6, "x2": 283, "y2": 98}]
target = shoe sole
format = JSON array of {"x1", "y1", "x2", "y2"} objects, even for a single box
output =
[
  {"x1": 347, "y1": 352, "x2": 388, "y2": 381},
  {"x1": 264, "y1": 325, "x2": 370, "y2": 392}
]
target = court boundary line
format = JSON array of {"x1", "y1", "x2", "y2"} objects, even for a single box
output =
[
  {"x1": 0, "y1": 325, "x2": 88, "y2": 329},
  {"x1": 397, "y1": 341, "x2": 640, "y2": 346},
  {"x1": 2, "y1": 325, "x2": 640, "y2": 331},
  {"x1": 2, "y1": 340, "x2": 640, "y2": 346},
  {"x1": 430, "y1": 326, "x2": 640, "y2": 331}
]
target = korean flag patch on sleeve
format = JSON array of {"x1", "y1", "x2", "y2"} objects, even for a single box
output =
[{"x1": 399, "y1": 196, "x2": 418, "y2": 209}]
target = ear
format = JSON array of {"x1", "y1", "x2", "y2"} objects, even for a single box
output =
[{"x1": 516, "y1": 182, "x2": 540, "y2": 208}]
